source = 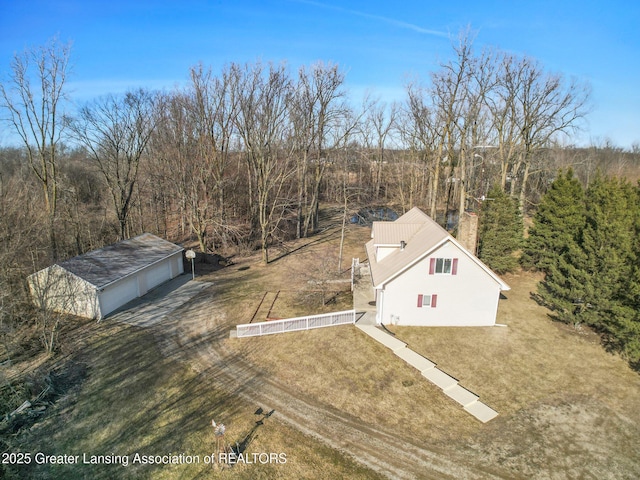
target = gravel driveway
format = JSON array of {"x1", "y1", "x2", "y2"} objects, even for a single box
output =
[{"x1": 137, "y1": 283, "x2": 507, "y2": 480}]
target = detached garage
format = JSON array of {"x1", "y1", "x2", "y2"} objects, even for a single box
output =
[{"x1": 28, "y1": 233, "x2": 184, "y2": 320}]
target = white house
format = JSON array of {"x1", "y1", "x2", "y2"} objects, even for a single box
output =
[
  {"x1": 365, "y1": 207, "x2": 510, "y2": 327},
  {"x1": 28, "y1": 233, "x2": 184, "y2": 321}
]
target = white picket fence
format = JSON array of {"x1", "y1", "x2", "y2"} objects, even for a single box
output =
[{"x1": 235, "y1": 309, "x2": 356, "y2": 338}]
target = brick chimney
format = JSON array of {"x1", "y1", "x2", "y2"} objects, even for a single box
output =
[{"x1": 457, "y1": 212, "x2": 479, "y2": 255}]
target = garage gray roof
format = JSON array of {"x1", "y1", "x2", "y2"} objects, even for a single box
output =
[{"x1": 57, "y1": 233, "x2": 183, "y2": 288}]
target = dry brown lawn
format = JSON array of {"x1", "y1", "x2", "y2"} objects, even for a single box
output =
[
  {"x1": 3, "y1": 303, "x2": 382, "y2": 479},
  {"x1": 217, "y1": 221, "x2": 640, "y2": 479},
  {"x1": 6, "y1": 211, "x2": 639, "y2": 479}
]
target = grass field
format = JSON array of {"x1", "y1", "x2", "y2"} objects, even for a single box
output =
[
  {"x1": 218, "y1": 222, "x2": 640, "y2": 478},
  {"x1": 3, "y1": 214, "x2": 640, "y2": 479},
  {"x1": 3, "y1": 312, "x2": 384, "y2": 479}
]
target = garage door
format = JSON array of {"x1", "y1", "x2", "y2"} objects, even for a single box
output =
[
  {"x1": 170, "y1": 254, "x2": 183, "y2": 277},
  {"x1": 98, "y1": 276, "x2": 139, "y2": 317},
  {"x1": 143, "y1": 260, "x2": 171, "y2": 292}
]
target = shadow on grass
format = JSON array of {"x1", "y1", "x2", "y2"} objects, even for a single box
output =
[
  {"x1": 267, "y1": 228, "x2": 339, "y2": 265},
  {"x1": 231, "y1": 408, "x2": 275, "y2": 458},
  {"x1": 8, "y1": 308, "x2": 269, "y2": 479}
]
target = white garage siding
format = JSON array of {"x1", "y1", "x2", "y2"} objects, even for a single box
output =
[
  {"x1": 98, "y1": 275, "x2": 140, "y2": 318},
  {"x1": 145, "y1": 258, "x2": 172, "y2": 292},
  {"x1": 170, "y1": 255, "x2": 183, "y2": 277},
  {"x1": 28, "y1": 234, "x2": 185, "y2": 321},
  {"x1": 27, "y1": 265, "x2": 101, "y2": 320},
  {"x1": 99, "y1": 252, "x2": 183, "y2": 318},
  {"x1": 137, "y1": 253, "x2": 183, "y2": 297}
]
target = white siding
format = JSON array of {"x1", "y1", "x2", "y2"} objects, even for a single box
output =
[
  {"x1": 144, "y1": 260, "x2": 171, "y2": 292},
  {"x1": 27, "y1": 265, "x2": 100, "y2": 320},
  {"x1": 29, "y1": 249, "x2": 184, "y2": 321},
  {"x1": 98, "y1": 275, "x2": 139, "y2": 318},
  {"x1": 138, "y1": 271, "x2": 149, "y2": 296},
  {"x1": 98, "y1": 253, "x2": 183, "y2": 319},
  {"x1": 380, "y1": 241, "x2": 501, "y2": 326},
  {"x1": 170, "y1": 254, "x2": 183, "y2": 277}
]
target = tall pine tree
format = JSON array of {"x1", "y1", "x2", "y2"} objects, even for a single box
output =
[
  {"x1": 521, "y1": 169, "x2": 585, "y2": 272},
  {"x1": 477, "y1": 185, "x2": 523, "y2": 274},
  {"x1": 580, "y1": 176, "x2": 639, "y2": 364},
  {"x1": 537, "y1": 238, "x2": 589, "y2": 324},
  {"x1": 578, "y1": 175, "x2": 636, "y2": 328},
  {"x1": 529, "y1": 169, "x2": 588, "y2": 323}
]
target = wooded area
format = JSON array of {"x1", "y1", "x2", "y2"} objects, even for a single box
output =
[{"x1": 1, "y1": 35, "x2": 639, "y2": 364}]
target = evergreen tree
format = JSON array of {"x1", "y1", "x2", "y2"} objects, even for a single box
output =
[
  {"x1": 532, "y1": 169, "x2": 588, "y2": 323},
  {"x1": 579, "y1": 177, "x2": 640, "y2": 365},
  {"x1": 536, "y1": 175, "x2": 640, "y2": 366},
  {"x1": 477, "y1": 185, "x2": 523, "y2": 274},
  {"x1": 531, "y1": 172, "x2": 640, "y2": 367},
  {"x1": 578, "y1": 175, "x2": 636, "y2": 329},
  {"x1": 521, "y1": 169, "x2": 585, "y2": 272},
  {"x1": 536, "y1": 239, "x2": 589, "y2": 324}
]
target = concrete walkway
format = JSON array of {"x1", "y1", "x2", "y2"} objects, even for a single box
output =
[
  {"x1": 353, "y1": 261, "x2": 498, "y2": 423},
  {"x1": 355, "y1": 323, "x2": 498, "y2": 423},
  {"x1": 356, "y1": 324, "x2": 407, "y2": 351},
  {"x1": 352, "y1": 261, "x2": 377, "y2": 325}
]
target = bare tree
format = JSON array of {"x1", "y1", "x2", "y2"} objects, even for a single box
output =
[
  {"x1": 289, "y1": 62, "x2": 347, "y2": 237},
  {"x1": 447, "y1": 38, "x2": 496, "y2": 221},
  {"x1": 429, "y1": 32, "x2": 476, "y2": 220},
  {"x1": 0, "y1": 164, "x2": 43, "y2": 356},
  {"x1": 233, "y1": 62, "x2": 295, "y2": 264},
  {"x1": 71, "y1": 89, "x2": 157, "y2": 239},
  {"x1": 401, "y1": 82, "x2": 440, "y2": 213},
  {"x1": 487, "y1": 54, "x2": 521, "y2": 191},
  {"x1": 188, "y1": 64, "x2": 239, "y2": 249},
  {"x1": 149, "y1": 92, "x2": 198, "y2": 242},
  {"x1": 150, "y1": 66, "x2": 241, "y2": 253},
  {"x1": 363, "y1": 98, "x2": 398, "y2": 200},
  {"x1": 500, "y1": 55, "x2": 590, "y2": 210},
  {"x1": 28, "y1": 258, "x2": 109, "y2": 352},
  {"x1": 0, "y1": 37, "x2": 71, "y2": 260}
]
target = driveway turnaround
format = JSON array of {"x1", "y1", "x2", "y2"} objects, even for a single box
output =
[{"x1": 107, "y1": 275, "x2": 213, "y2": 327}]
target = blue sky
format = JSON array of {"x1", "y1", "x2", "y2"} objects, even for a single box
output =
[{"x1": 1, "y1": 0, "x2": 638, "y2": 148}]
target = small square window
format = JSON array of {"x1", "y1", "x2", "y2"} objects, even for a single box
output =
[{"x1": 417, "y1": 294, "x2": 437, "y2": 308}]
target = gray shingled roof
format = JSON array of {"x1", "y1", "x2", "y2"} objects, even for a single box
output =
[{"x1": 57, "y1": 233, "x2": 183, "y2": 288}]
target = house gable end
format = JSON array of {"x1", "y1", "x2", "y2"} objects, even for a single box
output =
[{"x1": 368, "y1": 216, "x2": 509, "y2": 292}]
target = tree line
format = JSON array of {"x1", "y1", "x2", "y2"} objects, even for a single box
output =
[
  {"x1": 2, "y1": 34, "x2": 602, "y2": 262},
  {"x1": 473, "y1": 168, "x2": 640, "y2": 368},
  {"x1": 1, "y1": 34, "x2": 640, "y2": 359}
]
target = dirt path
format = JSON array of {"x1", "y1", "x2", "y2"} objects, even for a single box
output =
[{"x1": 149, "y1": 287, "x2": 508, "y2": 480}]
